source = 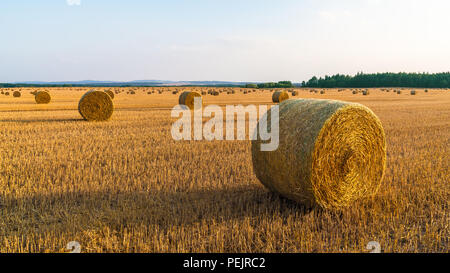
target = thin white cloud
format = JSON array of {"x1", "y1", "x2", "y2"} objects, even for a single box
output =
[
  {"x1": 67, "y1": 0, "x2": 81, "y2": 6},
  {"x1": 318, "y1": 10, "x2": 352, "y2": 22},
  {"x1": 365, "y1": 0, "x2": 383, "y2": 5}
]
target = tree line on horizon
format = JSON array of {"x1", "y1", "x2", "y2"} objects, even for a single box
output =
[
  {"x1": 3, "y1": 73, "x2": 450, "y2": 89},
  {"x1": 301, "y1": 72, "x2": 450, "y2": 88},
  {"x1": 245, "y1": 81, "x2": 294, "y2": 89}
]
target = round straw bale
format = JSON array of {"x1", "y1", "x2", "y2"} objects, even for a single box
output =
[
  {"x1": 35, "y1": 91, "x2": 51, "y2": 104},
  {"x1": 78, "y1": 90, "x2": 113, "y2": 121},
  {"x1": 13, "y1": 91, "x2": 21, "y2": 97},
  {"x1": 362, "y1": 90, "x2": 369, "y2": 96},
  {"x1": 5, "y1": 92, "x2": 10, "y2": 96},
  {"x1": 104, "y1": 90, "x2": 115, "y2": 99},
  {"x1": 410, "y1": 90, "x2": 416, "y2": 95},
  {"x1": 179, "y1": 91, "x2": 202, "y2": 110},
  {"x1": 272, "y1": 91, "x2": 289, "y2": 103},
  {"x1": 320, "y1": 90, "x2": 325, "y2": 94},
  {"x1": 252, "y1": 99, "x2": 386, "y2": 209},
  {"x1": 397, "y1": 90, "x2": 402, "y2": 94},
  {"x1": 424, "y1": 89, "x2": 428, "y2": 93},
  {"x1": 292, "y1": 91, "x2": 298, "y2": 96}
]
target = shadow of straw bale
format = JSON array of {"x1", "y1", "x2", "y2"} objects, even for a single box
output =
[
  {"x1": 0, "y1": 118, "x2": 83, "y2": 123},
  {"x1": 1, "y1": 186, "x2": 312, "y2": 236}
]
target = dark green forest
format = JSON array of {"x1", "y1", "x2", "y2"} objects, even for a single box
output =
[
  {"x1": 245, "y1": 81, "x2": 294, "y2": 89},
  {"x1": 302, "y1": 72, "x2": 450, "y2": 88}
]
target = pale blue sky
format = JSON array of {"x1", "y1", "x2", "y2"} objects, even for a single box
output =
[{"x1": 0, "y1": 0, "x2": 449, "y2": 82}]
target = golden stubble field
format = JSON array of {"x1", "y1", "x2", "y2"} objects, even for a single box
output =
[{"x1": 0, "y1": 87, "x2": 448, "y2": 253}]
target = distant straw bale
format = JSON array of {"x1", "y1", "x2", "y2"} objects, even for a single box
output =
[
  {"x1": 179, "y1": 91, "x2": 202, "y2": 110},
  {"x1": 35, "y1": 91, "x2": 51, "y2": 104},
  {"x1": 272, "y1": 91, "x2": 289, "y2": 103},
  {"x1": 78, "y1": 90, "x2": 114, "y2": 121}
]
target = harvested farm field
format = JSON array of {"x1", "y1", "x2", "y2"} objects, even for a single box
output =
[{"x1": 0, "y1": 87, "x2": 448, "y2": 253}]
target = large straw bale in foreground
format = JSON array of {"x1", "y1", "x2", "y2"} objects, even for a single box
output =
[
  {"x1": 35, "y1": 91, "x2": 51, "y2": 104},
  {"x1": 13, "y1": 91, "x2": 21, "y2": 97},
  {"x1": 272, "y1": 91, "x2": 289, "y2": 103},
  {"x1": 78, "y1": 90, "x2": 114, "y2": 121},
  {"x1": 179, "y1": 91, "x2": 202, "y2": 110},
  {"x1": 252, "y1": 99, "x2": 386, "y2": 209}
]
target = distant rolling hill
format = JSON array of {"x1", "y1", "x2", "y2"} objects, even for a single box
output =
[{"x1": 12, "y1": 80, "x2": 260, "y2": 87}]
